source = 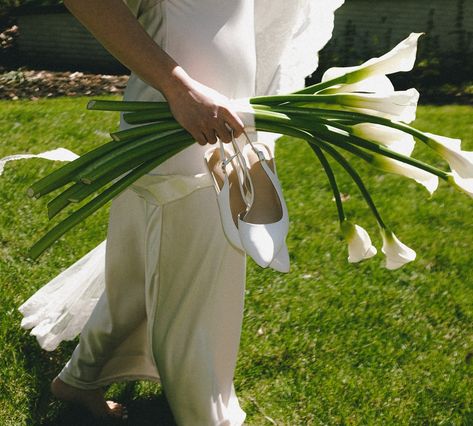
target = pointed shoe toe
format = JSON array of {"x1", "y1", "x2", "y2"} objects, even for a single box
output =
[
  {"x1": 238, "y1": 216, "x2": 288, "y2": 268},
  {"x1": 269, "y1": 243, "x2": 290, "y2": 273}
]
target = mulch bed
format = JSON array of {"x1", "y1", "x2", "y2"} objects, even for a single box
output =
[
  {"x1": 0, "y1": 69, "x2": 128, "y2": 100},
  {"x1": 1, "y1": 68, "x2": 472, "y2": 105}
]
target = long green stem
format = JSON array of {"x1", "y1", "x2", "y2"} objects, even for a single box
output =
[
  {"x1": 110, "y1": 121, "x2": 182, "y2": 141},
  {"x1": 27, "y1": 137, "x2": 134, "y2": 199},
  {"x1": 87, "y1": 99, "x2": 170, "y2": 112},
  {"x1": 255, "y1": 108, "x2": 449, "y2": 180},
  {"x1": 266, "y1": 104, "x2": 433, "y2": 145},
  {"x1": 81, "y1": 131, "x2": 191, "y2": 184},
  {"x1": 309, "y1": 144, "x2": 345, "y2": 222},
  {"x1": 47, "y1": 183, "x2": 86, "y2": 219},
  {"x1": 47, "y1": 139, "x2": 192, "y2": 219},
  {"x1": 123, "y1": 110, "x2": 174, "y2": 125},
  {"x1": 291, "y1": 75, "x2": 349, "y2": 95},
  {"x1": 256, "y1": 113, "x2": 374, "y2": 162},
  {"x1": 74, "y1": 129, "x2": 186, "y2": 183},
  {"x1": 312, "y1": 121, "x2": 448, "y2": 180},
  {"x1": 28, "y1": 144, "x2": 188, "y2": 261},
  {"x1": 251, "y1": 94, "x2": 349, "y2": 106}
]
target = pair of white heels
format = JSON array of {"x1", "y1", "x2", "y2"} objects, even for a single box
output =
[{"x1": 204, "y1": 130, "x2": 290, "y2": 273}]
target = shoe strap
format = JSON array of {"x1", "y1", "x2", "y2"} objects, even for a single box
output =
[
  {"x1": 228, "y1": 129, "x2": 254, "y2": 208},
  {"x1": 241, "y1": 128, "x2": 266, "y2": 162}
]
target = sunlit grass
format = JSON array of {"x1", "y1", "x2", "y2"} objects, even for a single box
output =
[{"x1": 1, "y1": 97, "x2": 472, "y2": 425}]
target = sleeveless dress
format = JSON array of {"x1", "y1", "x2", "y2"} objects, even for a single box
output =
[{"x1": 1, "y1": 1, "x2": 344, "y2": 424}]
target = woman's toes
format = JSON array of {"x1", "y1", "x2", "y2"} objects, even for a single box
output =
[{"x1": 106, "y1": 400, "x2": 128, "y2": 419}]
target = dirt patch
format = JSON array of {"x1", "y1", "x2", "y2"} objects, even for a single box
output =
[{"x1": 0, "y1": 68, "x2": 128, "y2": 100}]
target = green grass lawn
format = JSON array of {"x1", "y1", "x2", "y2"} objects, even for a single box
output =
[{"x1": 1, "y1": 97, "x2": 472, "y2": 425}]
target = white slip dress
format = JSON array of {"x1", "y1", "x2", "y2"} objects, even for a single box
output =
[{"x1": 1, "y1": 1, "x2": 344, "y2": 425}]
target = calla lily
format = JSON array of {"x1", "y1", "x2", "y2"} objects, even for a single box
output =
[
  {"x1": 322, "y1": 33, "x2": 424, "y2": 85},
  {"x1": 351, "y1": 123, "x2": 416, "y2": 156},
  {"x1": 372, "y1": 155, "x2": 439, "y2": 195},
  {"x1": 341, "y1": 220, "x2": 377, "y2": 263},
  {"x1": 448, "y1": 172, "x2": 473, "y2": 198},
  {"x1": 320, "y1": 75, "x2": 395, "y2": 96},
  {"x1": 337, "y1": 89, "x2": 419, "y2": 123},
  {"x1": 424, "y1": 132, "x2": 473, "y2": 180},
  {"x1": 380, "y1": 228, "x2": 416, "y2": 270}
]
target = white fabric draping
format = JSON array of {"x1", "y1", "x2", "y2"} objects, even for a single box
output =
[{"x1": 2, "y1": 0, "x2": 345, "y2": 350}]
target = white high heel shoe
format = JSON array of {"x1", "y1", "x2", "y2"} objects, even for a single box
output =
[
  {"x1": 204, "y1": 139, "x2": 250, "y2": 252},
  {"x1": 237, "y1": 134, "x2": 290, "y2": 271}
]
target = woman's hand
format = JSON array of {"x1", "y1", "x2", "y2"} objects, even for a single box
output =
[{"x1": 163, "y1": 67, "x2": 245, "y2": 146}]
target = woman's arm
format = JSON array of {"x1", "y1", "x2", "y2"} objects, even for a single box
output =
[{"x1": 63, "y1": 0, "x2": 244, "y2": 145}]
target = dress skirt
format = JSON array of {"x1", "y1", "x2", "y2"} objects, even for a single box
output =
[{"x1": 58, "y1": 181, "x2": 247, "y2": 425}]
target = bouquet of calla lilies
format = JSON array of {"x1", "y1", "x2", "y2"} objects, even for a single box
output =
[{"x1": 25, "y1": 33, "x2": 473, "y2": 269}]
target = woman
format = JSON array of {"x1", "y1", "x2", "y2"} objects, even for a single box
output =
[{"x1": 14, "y1": 0, "x2": 344, "y2": 424}]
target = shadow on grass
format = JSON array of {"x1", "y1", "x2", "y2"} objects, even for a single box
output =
[
  {"x1": 41, "y1": 391, "x2": 177, "y2": 426},
  {"x1": 18, "y1": 335, "x2": 176, "y2": 426}
]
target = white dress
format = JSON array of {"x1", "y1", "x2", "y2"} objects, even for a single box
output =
[{"x1": 1, "y1": 1, "x2": 344, "y2": 424}]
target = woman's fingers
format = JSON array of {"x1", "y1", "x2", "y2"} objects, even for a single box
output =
[
  {"x1": 214, "y1": 120, "x2": 232, "y2": 143},
  {"x1": 222, "y1": 109, "x2": 245, "y2": 139},
  {"x1": 203, "y1": 129, "x2": 218, "y2": 145}
]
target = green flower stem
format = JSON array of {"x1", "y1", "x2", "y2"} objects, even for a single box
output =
[
  {"x1": 28, "y1": 143, "x2": 192, "y2": 261},
  {"x1": 80, "y1": 130, "x2": 191, "y2": 184},
  {"x1": 46, "y1": 139, "x2": 191, "y2": 219},
  {"x1": 27, "y1": 137, "x2": 134, "y2": 199},
  {"x1": 254, "y1": 120, "x2": 387, "y2": 228},
  {"x1": 110, "y1": 121, "x2": 182, "y2": 141},
  {"x1": 123, "y1": 110, "x2": 174, "y2": 125},
  {"x1": 251, "y1": 94, "x2": 352, "y2": 106},
  {"x1": 47, "y1": 182, "x2": 87, "y2": 219},
  {"x1": 75, "y1": 130, "x2": 186, "y2": 183},
  {"x1": 264, "y1": 105, "x2": 450, "y2": 178},
  {"x1": 87, "y1": 99, "x2": 170, "y2": 112},
  {"x1": 255, "y1": 112, "x2": 374, "y2": 162},
  {"x1": 309, "y1": 144, "x2": 346, "y2": 223},
  {"x1": 268, "y1": 104, "x2": 434, "y2": 146},
  {"x1": 290, "y1": 74, "x2": 349, "y2": 95},
  {"x1": 310, "y1": 120, "x2": 449, "y2": 180}
]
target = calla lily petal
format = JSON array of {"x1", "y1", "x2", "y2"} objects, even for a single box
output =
[
  {"x1": 351, "y1": 123, "x2": 416, "y2": 156},
  {"x1": 373, "y1": 155, "x2": 439, "y2": 195},
  {"x1": 425, "y1": 132, "x2": 473, "y2": 180},
  {"x1": 338, "y1": 89, "x2": 419, "y2": 123},
  {"x1": 380, "y1": 228, "x2": 416, "y2": 270},
  {"x1": 341, "y1": 220, "x2": 377, "y2": 263},
  {"x1": 322, "y1": 33, "x2": 423, "y2": 83},
  {"x1": 448, "y1": 172, "x2": 473, "y2": 198}
]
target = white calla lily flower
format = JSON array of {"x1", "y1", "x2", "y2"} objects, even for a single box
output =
[
  {"x1": 351, "y1": 123, "x2": 416, "y2": 156},
  {"x1": 341, "y1": 220, "x2": 377, "y2": 263},
  {"x1": 448, "y1": 172, "x2": 473, "y2": 198},
  {"x1": 424, "y1": 132, "x2": 473, "y2": 180},
  {"x1": 338, "y1": 89, "x2": 419, "y2": 123},
  {"x1": 322, "y1": 33, "x2": 423, "y2": 84},
  {"x1": 380, "y1": 228, "x2": 416, "y2": 270},
  {"x1": 372, "y1": 155, "x2": 439, "y2": 195}
]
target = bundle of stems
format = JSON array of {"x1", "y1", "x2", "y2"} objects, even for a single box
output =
[{"x1": 26, "y1": 33, "x2": 472, "y2": 268}]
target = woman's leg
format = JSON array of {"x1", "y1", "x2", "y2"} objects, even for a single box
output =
[
  {"x1": 53, "y1": 188, "x2": 150, "y2": 416},
  {"x1": 148, "y1": 187, "x2": 247, "y2": 426}
]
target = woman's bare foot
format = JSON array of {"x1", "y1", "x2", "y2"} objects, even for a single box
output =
[{"x1": 51, "y1": 376, "x2": 128, "y2": 420}]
